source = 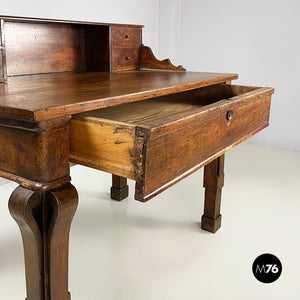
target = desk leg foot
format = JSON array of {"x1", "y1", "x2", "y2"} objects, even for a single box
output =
[
  {"x1": 201, "y1": 154, "x2": 224, "y2": 233},
  {"x1": 110, "y1": 175, "x2": 129, "y2": 201},
  {"x1": 9, "y1": 183, "x2": 78, "y2": 300}
]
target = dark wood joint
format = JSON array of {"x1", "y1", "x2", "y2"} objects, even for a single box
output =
[
  {"x1": 203, "y1": 155, "x2": 225, "y2": 191},
  {"x1": 134, "y1": 126, "x2": 150, "y2": 202}
]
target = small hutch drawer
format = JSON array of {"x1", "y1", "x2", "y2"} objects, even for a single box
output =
[
  {"x1": 111, "y1": 47, "x2": 140, "y2": 71},
  {"x1": 70, "y1": 84, "x2": 274, "y2": 201},
  {"x1": 110, "y1": 26, "x2": 141, "y2": 71},
  {"x1": 111, "y1": 26, "x2": 142, "y2": 47}
]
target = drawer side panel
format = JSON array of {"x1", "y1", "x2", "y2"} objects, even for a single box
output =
[{"x1": 70, "y1": 118, "x2": 137, "y2": 179}]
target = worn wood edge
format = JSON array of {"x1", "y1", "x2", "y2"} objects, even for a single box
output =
[
  {"x1": 71, "y1": 114, "x2": 138, "y2": 128},
  {"x1": 0, "y1": 72, "x2": 239, "y2": 122},
  {"x1": 0, "y1": 108, "x2": 35, "y2": 122},
  {"x1": 224, "y1": 86, "x2": 274, "y2": 103},
  {"x1": 69, "y1": 155, "x2": 136, "y2": 180},
  {"x1": 30, "y1": 73, "x2": 239, "y2": 122},
  {"x1": 134, "y1": 123, "x2": 268, "y2": 202},
  {"x1": 73, "y1": 84, "x2": 272, "y2": 141},
  {"x1": 147, "y1": 87, "x2": 274, "y2": 139},
  {"x1": 0, "y1": 15, "x2": 144, "y2": 28},
  {"x1": 139, "y1": 45, "x2": 186, "y2": 71},
  {"x1": 0, "y1": 115, "x2": 71, "y2": 131},
  {"x1": 0, "y1": 169, "x2": 71, "y2": 191}
]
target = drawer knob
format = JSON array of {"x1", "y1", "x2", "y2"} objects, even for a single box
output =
[
  {"x1": 226, "y1": 110, "x2": 233, "y2": 120},
  {"x1": 125, "y1": 34, "x2": 131, "y2": 39},
  {"x1": 125, "y1": 56, "x2": 131, "y2": 60}
]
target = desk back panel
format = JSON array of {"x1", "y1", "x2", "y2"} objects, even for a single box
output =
[{"x1": 4, "y1": 21, "x2": 87, "y2": 76}]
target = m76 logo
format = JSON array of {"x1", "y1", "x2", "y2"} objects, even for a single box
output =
[
  {"x1": 252, "y1": 254, "x2": 282, "y2": 283},
  {"x1": 255, "y1": 264, "x2": 279, "y2": 274}
]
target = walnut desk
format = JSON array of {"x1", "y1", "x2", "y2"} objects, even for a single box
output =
[{"x1": 0, "y1": 16, "x2": 274, "y2": 300}]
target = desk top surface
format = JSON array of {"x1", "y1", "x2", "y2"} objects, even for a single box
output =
[{"x1": 0, "y1": 70, "x2": 238, "y2": 122}]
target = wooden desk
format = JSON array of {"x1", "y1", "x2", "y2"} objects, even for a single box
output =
[{"x1": 0, "y1": 15, "x2": 274, "y2": 299}]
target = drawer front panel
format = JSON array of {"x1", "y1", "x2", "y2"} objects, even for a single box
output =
[
  {"x1": 111, "y1": 26, "x2": 141, "y2": 47},
  {"x1": 111, "y1": 47, "x2": 140, "y2": 71},
  {"x1": 138, "y1": 95, "x2": 271, "y2": 200}
]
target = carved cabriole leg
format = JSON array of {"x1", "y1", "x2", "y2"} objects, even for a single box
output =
[
  {"x1": 9, "y1": 183, "x2": 78, "y2": 300},
  {"x1": 110, "y1": 174, "x2": 129, "y2": 201},
  {"x1": 201, "y1": 154, "x2": 225, "y2": 233}
]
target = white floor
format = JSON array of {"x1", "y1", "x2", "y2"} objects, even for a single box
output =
[{"x1": 0, "y1": 142, "x2": 300, "y2": 300}]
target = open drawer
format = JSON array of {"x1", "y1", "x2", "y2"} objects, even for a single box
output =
[{"x1": 70, "y1": 84, "x2": 274, "y2": 201}]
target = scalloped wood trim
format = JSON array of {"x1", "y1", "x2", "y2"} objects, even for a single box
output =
[{"x1": 139, "y1": 44, "x2": 186, "y2": 71}]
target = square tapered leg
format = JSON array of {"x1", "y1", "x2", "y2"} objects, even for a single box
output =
[
  {"x1": 110, "y1": 175, "x2": 129, "y2": 201},
  {"x1": 201, "y1": 154, "x2": 224, "y2": 233}
]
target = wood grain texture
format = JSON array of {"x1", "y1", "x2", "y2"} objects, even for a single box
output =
[
  {"x1": 71, "y1": 84, "x2": 274, "y2": 201},
  {"x1": 144, "y1": 85, "x2": 274, "y2": 139},
  {"x1": 75, "y1": 93, "x2": 205, "y2": 125},
  {"x1": 5, "y1": 21, "x2": 86, "y2": 76},
  {"x1": 135, "y1": 124, "x2": 268, "y2": 202},
  {"x1": 76, "y1": 84, "x2": 273, "y2": 138},
  {"x1": 111, "y1": 26, "x2": 141, "y2": 71},
  {"x1": 1, "y1": 18, "x2": 144, "y2": 77},
  {"x1": 201, "y1": 155, "x2": 224, "y2": 233},
  {"x1": 70, "y1": 117, "x2": 138, "y2": 179},
  {"x1": 138, "y1": 95, "x2": 272, "y2": 200},
  {"x1": 111, "y1": 47, "x2": 140, "y2": 71},
  {"x1": 0, "y1": 169, "x2": 70, "y2": 191},
  {"x1": 0, "y1": 71, "x2": 238, "y2": 121},
  {"x1": 9, "y1": 183, "x2": 78, "y2": 300},
  {"x1": 0, "y1": 116, "x2": 70, "y2": 186},
  {"x1": 111, "y1": 26, "x2": 141, "y2": 47},
  {"x1": 139, "y1": 45, "x2": 186, "y2": 71}
]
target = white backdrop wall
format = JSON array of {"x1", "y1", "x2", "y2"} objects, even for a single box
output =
[{"x1": 158, "y1": 0, "x2": 300, "y2": 152}]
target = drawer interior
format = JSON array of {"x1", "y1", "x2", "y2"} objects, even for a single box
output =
[{"x1": 74, "y1": 84, "x2": 260, "y2": 125}]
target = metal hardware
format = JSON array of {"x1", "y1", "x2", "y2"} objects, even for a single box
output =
[{"x1": 226, "y1": 110, "x2": 233, "y2": 120}]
